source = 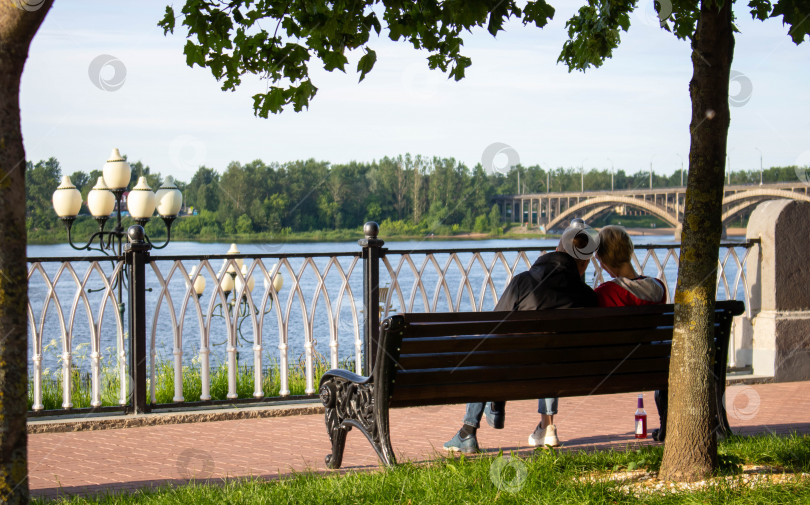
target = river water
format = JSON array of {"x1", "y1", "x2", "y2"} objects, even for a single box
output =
[{"x1": 27, "y1": 234, "x2": 748, "y2": 375}]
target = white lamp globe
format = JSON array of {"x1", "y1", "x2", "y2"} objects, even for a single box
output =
[
  {"x1": 87, "y1": 176, "x2": 115, "y2": 217},
  {"x1": 52, "y1": 176, "x2": 83, "y2": 218},
  {"x1": 225, "y1": 243, "x2": 244, "y2": 272},
  {"x1": 155, "y1": 176, "x2": 183, "y2": 217},
  {"x1": 264, "y1": 264, "x2": 285, "y2": 293},
  {"x1": 102, "y1": 148, "x2": 132, "y2": 190},
  {"x1": 236, "y1": 264, "x2": 255, "y2": 293},
  {"x1": 127, "y1": 177, "x2": 156, "y2": 220},
  {"x1": 190, "y1": 266, "x2": 206, "y2": 296},
  {"x1": 219, "y1": 270, "x2": 235, "y2": 293}
]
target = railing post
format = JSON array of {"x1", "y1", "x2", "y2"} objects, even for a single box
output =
[
  {"x1": 359, "y1": 222, "x2": 385, "y2": 375},
  {"x1": 125, "y1": 225, "x2": 151, "y2": 414}
]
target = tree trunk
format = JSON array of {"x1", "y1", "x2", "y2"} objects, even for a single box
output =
[
  {"x1": 0, "y1": 2, "x2": 53, "y2": 504},
  {"x1": 659, "y1": 0, "x2": 734, "y2": 482}
]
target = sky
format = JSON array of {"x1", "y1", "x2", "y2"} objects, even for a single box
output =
[{"x1": 20, "y1": 1, "x2": 810, "y2": 185}]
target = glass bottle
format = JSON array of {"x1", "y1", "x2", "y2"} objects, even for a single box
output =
[{"x1": 635, "y1": 393, "x2": 647, "y2": 439}]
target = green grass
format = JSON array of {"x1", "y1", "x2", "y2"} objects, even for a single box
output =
[
  {"x1": 31, "y1": 433, "x2": 810, "y2": 504},
  {"x1": 29, "y1": 350, "x2": 340, "y2": 410}
]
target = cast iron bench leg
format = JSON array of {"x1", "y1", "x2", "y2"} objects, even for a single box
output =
[
  {"x1": 320, "y1": 375, "x2": 396, "y2": 468},
  {"x1": 324, "y1": 407, "x2": 349, "y2": 469}
]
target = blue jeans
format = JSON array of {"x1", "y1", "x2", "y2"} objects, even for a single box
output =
[
  {"x1": 463, "y1": 398, "x2": 558, "y2": 428},
  {"x1": 538, "y1": 397, "x2": 558, "y2": 415}
]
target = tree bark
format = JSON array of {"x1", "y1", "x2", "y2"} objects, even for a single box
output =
[
  {"x1": 0, "y1": 2, "x2": 53, "y2": 504},
  {"x1": 659, "y1": 0, "x2": 734, "y2": 482}
]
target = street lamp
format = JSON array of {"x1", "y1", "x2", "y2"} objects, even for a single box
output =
[
  {"x1": 674, "y1": 153, "x2": 684, "y2": 186},
  {"x1": 52, "y1": 148, "x2": 183, "y2": 412},
  {"x1": 606, "y1": 158, "x2": 614, "y2": 192},
  {"x1": 206, "y1": 244, "x2": 285, "y2": 354},
  {"x1": 580, "y1": 158, "x2": 587, "y2": 192},
  {"x1": 754, "y1": 147, "x2": 763, "y2": 185},
  {"x1": 52, "y1": 148, "x2": 183, "y2": 253},
  {"x1": 727, "y1": 152, "x2": 732, "y2": 185}
]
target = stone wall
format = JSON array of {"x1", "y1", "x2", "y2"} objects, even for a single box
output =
[{"x1": 745, "y1": 199, "x2": 810, "y2": 381}]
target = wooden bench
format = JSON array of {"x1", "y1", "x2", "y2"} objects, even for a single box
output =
[{"x1": 318, "y1": 300, "x2": 745, "y2": 468}]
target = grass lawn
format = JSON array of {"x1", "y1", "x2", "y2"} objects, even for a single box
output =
[{"x1": 34, "y1": 433, "x2": 810, "y2": 504}]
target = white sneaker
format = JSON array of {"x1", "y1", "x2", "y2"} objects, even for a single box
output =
[{"x1": 529, "y1": 423, "x2": 560, "y2": 447}]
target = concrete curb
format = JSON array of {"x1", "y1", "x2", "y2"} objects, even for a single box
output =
[{"x1": 27, "y1": 401, "x2": 324, "y2": 434}]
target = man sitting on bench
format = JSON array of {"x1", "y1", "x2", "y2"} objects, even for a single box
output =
[{"x1": 443, "y1": 222, "x2": 599, "y2": 453}]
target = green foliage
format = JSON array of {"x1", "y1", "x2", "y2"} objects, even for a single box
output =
[
  {"x1": 29, "y1": 348, "x2": 337, "y2": 409},
  {"x1": 488, "y1": 204, "x2": 503, "y2": 234},
  {"x1": 558, "y1": 1, "x2": 634, "y2": 72},
  {"x1": 772, "y1": 0, "x2": 810, "y2": 43},
  {"x1": 159, "y1": 0, "x2": 807, "y2": 116},
  {"x1": 27, "y1": 342, "x2": 125, "y2": 410},
  {"x1": 26, "y1": 153, "x2": 807, "y2": 243},
  {"x1": 158, "y1": 1, "x2": 556, "y2": 115},
  {"x1": 26, "y1": 158, "x2": 61, "y2": 231},
  {"x1": 609, "y1": 447, "x2": 663, "y2": 473}
]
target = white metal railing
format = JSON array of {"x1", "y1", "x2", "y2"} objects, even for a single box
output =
[
  {"x1": 26, "y1": 241, "x2": 755, "y2": 413},
  {"x1": 27, "y1": 256, "x2": 128, "y2": 410}
]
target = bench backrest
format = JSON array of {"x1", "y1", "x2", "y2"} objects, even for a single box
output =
[{"x1": 375, "y1": 301, "x2": 744, "y2": 409}]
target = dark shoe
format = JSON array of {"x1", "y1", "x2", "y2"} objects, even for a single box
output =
[
  {"x1": 443, "y1": 430, "x2": 480, "y2": 453},
  {"x1": 652, "y1": 428, "x2": 666, "y2": 442},
  {"x1": 484, "y1": 402, "x2": 505, "y2": 429}
]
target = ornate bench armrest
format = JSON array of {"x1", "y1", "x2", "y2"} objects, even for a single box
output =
[{"x1": 320, "y1": 368, "x2": 394, "y2": 469}]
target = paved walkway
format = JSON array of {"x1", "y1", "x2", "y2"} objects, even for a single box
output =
[{"x1": 28, "y1": 381, "x2": 810, "y2": 500}]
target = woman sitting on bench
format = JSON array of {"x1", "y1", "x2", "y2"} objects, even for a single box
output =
[{"x1": 594, "y1": 225, "x2": 668, "y2": 441}]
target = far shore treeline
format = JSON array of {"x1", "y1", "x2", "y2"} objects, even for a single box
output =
[{"x1": 27, "y1": 154, "x2": 803, "y2": 244}]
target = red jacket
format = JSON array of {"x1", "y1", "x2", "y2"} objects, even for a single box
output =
[{"x1": 595, "y1": 276, "x2": 667, "y2": 307}]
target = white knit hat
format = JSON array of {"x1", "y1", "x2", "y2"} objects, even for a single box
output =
[{"x1": 560, "y1": 220, "x2": 600, "y2": 260}]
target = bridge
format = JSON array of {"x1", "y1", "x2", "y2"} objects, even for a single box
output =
[{"x1": 493, "y1": 182, "x2": 810, "y2": 233}]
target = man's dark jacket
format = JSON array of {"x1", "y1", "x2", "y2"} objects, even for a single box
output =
[{"x1": 494, "y1": 251, "x2": 597, "y2": 311}]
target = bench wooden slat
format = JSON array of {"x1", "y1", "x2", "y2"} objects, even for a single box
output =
[
  {"x1": 393, "y1": 357, "x2": 671, "y2": 388},
  {"x1": 396, "y1": 342, "x2": 672, "y2": 370},
  {"x1": 389, "y1": 372, "x2": 670, "y2": 408},
  {"x1": 403, "y1": 313, "x2": 674, "y2": 339},
  {"x1": 399, "y1": 304, "x2": 677, "y2": 323},
  {"x1": 398, "y1": 327, "x2": 676, "y2": 355}
]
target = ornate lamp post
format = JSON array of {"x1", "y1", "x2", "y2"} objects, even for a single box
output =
[
  {"x1": 202, "y1": 244, "x2": 284, "y2": 369},
  {"x1": 51, "y1": 148, "x2": 183, "y2": 412},
  {"x1": 52, "y1": 148, "x2": 183, "y2": 254}
]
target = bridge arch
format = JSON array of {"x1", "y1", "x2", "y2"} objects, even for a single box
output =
[
  {"x1": 721, "y1": 189, "x2": 810, "y2": 226},
  {"x1": 546, "y1": 195, "x2": 680, "y2": 230}
]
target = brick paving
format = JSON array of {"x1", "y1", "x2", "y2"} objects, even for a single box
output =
[{"x1": 28, "y1": 381, "x2": 810, "y2": 500}]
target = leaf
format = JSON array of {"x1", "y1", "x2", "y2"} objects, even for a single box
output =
[
  {"x1": 772, "y1": 0, "x2": 810, "y2": 44},
  {"x1": 627, "y1": 461, "x2": 638, "y2": 471},
  {"x1": 357, "y1": 49, "x2": 377, "y2": 82},
  {"x1": 322, "y1": 51, "x2": 348, "y2": 72},
  {"x1": 183, "y1": 41, "x2": 206, "y2": 68},
  {"x1": 523, "y1": 1, "x2": 556, "y2": 28},
  {"x1": 158, "y1": 6, "x2": 176, "y2": 35},
  {"x1": 748, "y1": 0, "x2": 774, "y2": 20},
  {"x1": 266, "y1": 88, "x2": 286, "y2": 114},
  {"x1": 487, "y1": 1, "x2": 509, "y2": 36},
  {"x1": 449, "y1": 55, "x2": 471, "y2": 81}
]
